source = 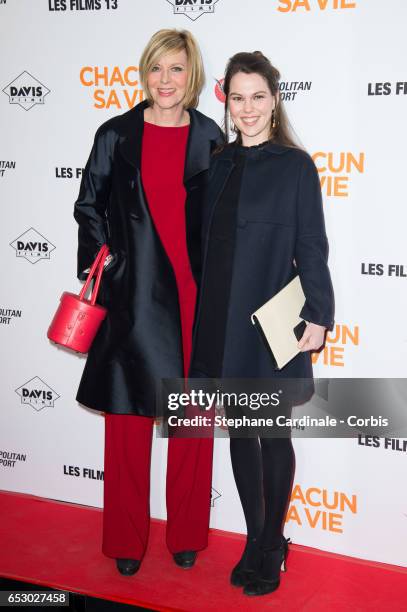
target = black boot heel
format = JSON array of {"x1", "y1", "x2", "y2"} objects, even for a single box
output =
[{"x1": 281, "y1": 536, "x2": 291, "y2": 572}]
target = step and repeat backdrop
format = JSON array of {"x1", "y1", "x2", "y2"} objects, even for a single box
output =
[{"x1": 1, "y1": 0, "x2": 406, "y2": 567}]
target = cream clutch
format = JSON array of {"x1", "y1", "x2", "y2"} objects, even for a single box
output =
[{"x1": 251, "y1": 275, "x2": 306, "y2": 370}]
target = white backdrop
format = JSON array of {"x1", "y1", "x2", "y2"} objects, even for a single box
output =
[{"x1": 1, "y1": 0, "x2": 406, "y2": 568}]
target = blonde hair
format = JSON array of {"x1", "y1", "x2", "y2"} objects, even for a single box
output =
[{"x1": 139, "y1": 29, "x2": 205, "y2": 109}]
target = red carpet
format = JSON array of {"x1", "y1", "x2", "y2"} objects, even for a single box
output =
[{"x1": 0, "y1": 490, "x2": 406, "y2": 611}]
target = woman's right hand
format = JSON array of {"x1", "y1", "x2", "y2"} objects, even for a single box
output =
[{"x1": 297, "y1": 322, "x2": 326, "y2": 352}]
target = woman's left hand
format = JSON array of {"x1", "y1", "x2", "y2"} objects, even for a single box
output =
[{"x1": 298, "y1": 322, "x2": 326, "y2": 352}]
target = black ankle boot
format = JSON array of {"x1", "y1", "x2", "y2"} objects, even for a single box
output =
[
  {"x1": 243, "y1": 536, "x2": 290, "y2": 596},
  {"x1": 230, "y1": 537, "x2": 262, "y2": 587}
]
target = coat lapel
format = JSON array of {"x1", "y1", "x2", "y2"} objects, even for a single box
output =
[
  {"x1": 183, "y1": 108, "x2": 213, "y2": 183},
  {"x1": 117, "y1": 100, "x2": 148, "y2": 170}
]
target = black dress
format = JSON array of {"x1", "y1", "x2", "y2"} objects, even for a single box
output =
[{"x1": 193, "y1": 143, "x2": 247, "y2": 377}]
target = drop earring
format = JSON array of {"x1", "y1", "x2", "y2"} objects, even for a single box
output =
[{"x1": 271, "y1": 108, "x2": 276, "y2": 129}]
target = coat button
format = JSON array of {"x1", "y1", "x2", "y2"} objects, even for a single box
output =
[{"x1": 237, "y1": 218, "x2": 247, "y2": 228}]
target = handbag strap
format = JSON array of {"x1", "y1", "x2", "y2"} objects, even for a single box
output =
[{"x1": 78, "y1": 244, "x2": 110, "y2": 305}]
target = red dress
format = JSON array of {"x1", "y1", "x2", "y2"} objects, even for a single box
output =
[
  {"x1": 102, "y1": 121, "x2": 213, "y2": 560},
  {"x1": 141, "y1": 121, "x2": 196, "y2": 376}
]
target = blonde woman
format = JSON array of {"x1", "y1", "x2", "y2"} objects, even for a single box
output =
[{"x1": 74, "y1": 29, "x2": 223, "y2": 575}]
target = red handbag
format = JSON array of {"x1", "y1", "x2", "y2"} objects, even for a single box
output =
[{"x1": 47, "y1": 244, "x2": 110, "y2": 353}]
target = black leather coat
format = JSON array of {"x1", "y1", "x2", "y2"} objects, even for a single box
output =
[
  {"x1": 74, "y1": 100, "x2": 223, "y2": 415},
  {"x1": 190, "y1": 142, "x2": 335, "y2": 385}
]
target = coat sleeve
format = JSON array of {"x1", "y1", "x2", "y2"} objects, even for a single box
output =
[
  {"x1": 73, "y1": 124, "x2": 114, "y2": 280},
  {"x1": 295, "y1": 153, "x2": 335, "y2": 330}
]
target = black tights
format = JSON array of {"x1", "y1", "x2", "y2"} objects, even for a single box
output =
[{"x1": 229, "y1": 437, "x2": 295, "y2": 549}]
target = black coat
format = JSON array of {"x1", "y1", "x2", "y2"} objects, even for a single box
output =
[
  {"x1": 74, "y1": 100, "x2": 223, "y2": 415},
  {"x1": 190, "y1": 142, "x2": 335, "y2": 384}
]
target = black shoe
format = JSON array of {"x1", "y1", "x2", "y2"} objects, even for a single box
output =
[
  {"x1": 116, "y1": 558, "x2": 141, "y2": 576},
  {"x1": 243, "y1": 536, "x2": 290, "y2": 597},
  {"x1": 173, "y1": 550, "x2": 197, "y2": 569},
  {"x1": 230, "y1": 537, "x2": 262, "y2": 587}
]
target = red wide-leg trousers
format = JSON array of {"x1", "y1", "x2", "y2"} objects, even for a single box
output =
[{"x1": 102, "y1": 413, "x2": 214, "y2": 560}]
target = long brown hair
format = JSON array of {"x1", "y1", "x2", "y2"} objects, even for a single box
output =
[{"x1": 222, "y1": 51, "x2": 299, "y2": 148}]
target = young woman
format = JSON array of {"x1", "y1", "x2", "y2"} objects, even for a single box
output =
[
  {"x1": 74, "y1": 29, "x2": 223, "y2": 575},
  {"x1": 190, "y1": 52, "x2": 334, "y2": 596}
]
